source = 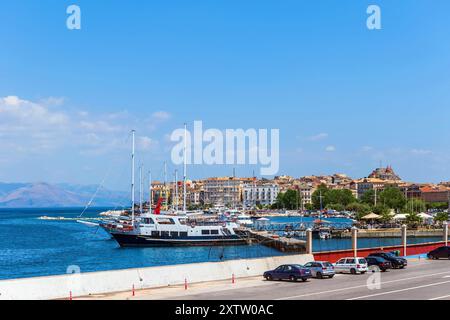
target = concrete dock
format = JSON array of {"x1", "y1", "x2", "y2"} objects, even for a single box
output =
[{"x1": 248, "y1": 230, "x2": 307, "y2": 253}]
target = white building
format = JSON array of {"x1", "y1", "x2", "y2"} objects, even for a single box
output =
[{"x1": 243, "y1": 184, "x2": 279, "y2": 208}]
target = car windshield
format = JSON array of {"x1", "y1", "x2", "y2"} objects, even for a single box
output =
[
  {"x1": 358, "y1": 259, "x2": 367, "y2": 264},
  {"x1": 322, "y1": 262, "x2": 333, "y2": 267},
  {"x1": 385, "y1": 253, "x2": 396, "y2": 258},
  {"x1": 293, "y1": 264, "x2": 304, "y2": 269}
]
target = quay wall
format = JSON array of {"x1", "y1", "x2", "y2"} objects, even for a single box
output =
[
  {"x1": 0, "y1": 253, "x2": 313, "y2": 300},
  {"x1": 314, "y1": 241, "x2": 445, "y2": 263},
  {"x1": 338, "y1": 229, "x2": 445, "y2": 238}
]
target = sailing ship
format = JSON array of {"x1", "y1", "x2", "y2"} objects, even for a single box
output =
[{"x1": 102, "y1": 126, "x2": 247, "y2": 247}]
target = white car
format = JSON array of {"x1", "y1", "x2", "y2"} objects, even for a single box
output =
[{"x1": 334, "y1": 257, "x2": 368, "y2": 274}]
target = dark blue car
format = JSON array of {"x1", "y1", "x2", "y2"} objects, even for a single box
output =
[{"x1": 263, "y1": 264, "x2": 312, "y2": 282}]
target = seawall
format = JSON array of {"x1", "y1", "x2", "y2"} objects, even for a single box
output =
[
  {"x1": 0, "y1": 253, "x2": 313, "y2": 300},
  {"x1": 337, "y1": 228, "x2": 445, "y2": 238}
]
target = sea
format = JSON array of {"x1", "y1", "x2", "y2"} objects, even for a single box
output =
[{"x1": 0, "y1": 208, "x2": 442, "y2": 280}]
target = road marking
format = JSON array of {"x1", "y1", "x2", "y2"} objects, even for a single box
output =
[
  {"x1": 347, "y1": 280, "x2": 450, "y2": 300},
  {"x1": 276, "y1": 270, "x2": 450, "y2": 300},
  {"x1": 429, "y1": 294, "x2": 450, "y2": 300}
]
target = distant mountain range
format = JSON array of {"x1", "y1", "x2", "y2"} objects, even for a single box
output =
[{"x1": 0, "y1": 182, "x2": 130, "y2": 208}]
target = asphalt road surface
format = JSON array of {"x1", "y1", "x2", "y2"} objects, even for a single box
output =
[{"x1": 83, "y1": 258, "x2": 450, "y2": 300}]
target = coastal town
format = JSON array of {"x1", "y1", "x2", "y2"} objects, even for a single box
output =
[{"x1": 149, "y1": 166, "x2": 450, "y2": 215}]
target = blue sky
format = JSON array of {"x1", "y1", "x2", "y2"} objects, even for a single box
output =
[{"x1": 1, "y1": 0, "x2": 450, "y2": 190}]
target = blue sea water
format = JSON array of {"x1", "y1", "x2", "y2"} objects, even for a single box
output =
[{"x1": 0, "y1": 208, "x2": 443, "y2": 280}]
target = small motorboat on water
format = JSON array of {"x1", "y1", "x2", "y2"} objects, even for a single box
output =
[
  {"x1": 236, "y1": 214, "x2": 253, "y2": 227},
  {"x1": 318, "y1": 228, "x2": 332, "y2": 240}
]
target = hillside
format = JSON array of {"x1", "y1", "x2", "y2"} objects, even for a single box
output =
[{"x1": 0, "y1": 182, "x2": 129, "y2": 208}]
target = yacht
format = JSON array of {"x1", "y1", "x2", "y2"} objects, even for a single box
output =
[{"x1": 107, "y1": 212, "x2": 245, "y2": 247}]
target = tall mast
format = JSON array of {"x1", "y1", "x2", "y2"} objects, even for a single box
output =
[
  {"x1": 164, "y1": 161, "x2": 167, "y2": 210},
  {"x1": 139, "y1": 164, "x2": 143, "y2": 213},
  {"x1": 175, "y1": 169, "x2": 179, "y2": 211},
  {"x1": 148, "y1": 171, "x2": 152, "y2": 213},
  {"x1": 183, "y1": 123, "x2": 187, "y2": 212},
  {"x1": 131, "y1": 130, "x2": 135, "y2": 225}
]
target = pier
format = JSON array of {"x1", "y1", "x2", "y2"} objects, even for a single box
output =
[{"x1": 247, "y1": 230, "x2": 307, "y2": 253}]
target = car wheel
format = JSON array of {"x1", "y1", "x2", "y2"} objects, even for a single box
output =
[
  {"x1": 267, "y1": 275, "x2": 273, "y2": 281},
  {"x1": 350, "y1": 268, "x2": 357, "y2": 275},
  {"x1": 328, "y1": 275, "x2": 334, "y2": 279},
  {"x1": 317, "y1": 272, "x2": 323, "y2": 279},
  {"x1": 289, "y1": 275, "x2": 297, "y2": 282},
  {"x1": 301, "y1": 278, "x2": 308, "y2": 282},
  {"x1": 361, "y1": 271, "x2": 366, "y2": 275}
]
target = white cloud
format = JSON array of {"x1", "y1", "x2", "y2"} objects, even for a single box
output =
[
  {"x1": 308, "y1": 133, "x2": 328, "y2": 141},
  {"x1": 411, "y1": 149, "x2": 432, "y2": 155},
  {"x1": 151, "y1": 111, "x2": 171, "y2": 121},
  {"x1": 362, "y1": 146, "x2": 374, "y2": 152},
  {"x1": 325, "y1": 145, "x2": 336, "y2": 152},
  {"x1": 0, "y1": 95, "x2": 161, "y2": 158},
  {"x1": 137, "y1": 136, "x2": 159, "y2": 151}
]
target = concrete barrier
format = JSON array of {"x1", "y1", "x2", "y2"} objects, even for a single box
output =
[{"x1": 0, "y1": 254, "x2": 313, "y2": 300}]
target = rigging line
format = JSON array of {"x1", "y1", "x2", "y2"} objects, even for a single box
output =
[{"x1": 79, "y1": 131, "x2": 133, "y2": 218}]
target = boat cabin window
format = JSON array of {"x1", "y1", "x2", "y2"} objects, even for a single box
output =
[
  {"x1": 156, "y1": 218, "x2": 175, "y2": 225},
  {"x1": 142, "y1": 218, "x2": 154, "y2": 224},
  {"x1": 201, "y1": 230, "x2": 211, "y2": 235},
  {"x1": 151, "y1": 231, "x2": 160, "y2": 237},
  {"x1": 160, "y1": 231, "x2": 169, "y2": 237},
  {"x1": 179, "y1": 232, "x2": 188, "y2": 237},
  {"x1": 170, "y1": 232, "x2": 179, "y2": 237},
  {"x1": 210, "y1": 230, "x2": 219, "y2": 235}
]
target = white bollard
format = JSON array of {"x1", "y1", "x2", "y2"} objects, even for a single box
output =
[
  {"x1": 444, "y1": 221, "x2": 448, "y2": 247},
  {"x1": 306, "y1": 228, "x2": 313, "y2": 254},
  {"x1": 351, "y1": 227, "x2": 358, "y2": 258},
  {"x1": 401, "y1": 224, "x2": 407, "y2": 257}
]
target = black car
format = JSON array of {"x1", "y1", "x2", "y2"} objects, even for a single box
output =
[
  {"x1": 427, "y1": 246, "x2": 450, "y2": 260},
  {"x1": 365, "y1": 256, "x2": 392, "y2": 272},
  {"x1": 263, "y1": 264, "x2": 312, "y2": 282},
  {"x1": 368, "y1": 252, "x2": 407, "y2": 269}
]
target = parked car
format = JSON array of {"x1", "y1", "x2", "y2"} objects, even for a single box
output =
[
  {"x1": 365, "y1": 256, "x2": 392, "y2": 272},
  {"x1": 427, "y1": 246, "x2": 450, "y2": 260},
  {"x1": 303, "y1": 261, "x2": 335, "y2": 279},
  {"x1": 367, "y1": 252, "x2": 407, "y2": 269},
  {"x1": 263, "y1": 264, "x2": 312, "y2": 282},
  {"x1": 334, "y1": 257, "x2": 368, "y2": 274}
]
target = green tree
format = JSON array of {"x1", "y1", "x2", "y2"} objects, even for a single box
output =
[
  {"x1": 272, "y1": 190, "x2": 301, "y2": 210},
  {"x1": 379, "y1": 187, "x2": 406, "y2": 210},
  {"x1": 403, "y1": 199, "x2": 426, "y2": 214},
  {"x1": 435, "y1": 211, "x2": 449, "y2": 223},
  {"x1": 326, "y1": 203, "x2": 345, "y2": 211},
  {"x1": 359, "y1": 189, "x2": 377, "y2": 206},
  {"x1": 346, "y1": 202, "x2": 372, "y2": 220},
  {"x1": 312, "y1": 184, "x2": 328, "y2": 209},
  {"x1": 406, "y1": 212, "x2": 422, "y2": 228},
  {"x1": 324, "y1": 189, "x2": 356, "y2": 207},
  {"x1": 283, "y1": 189, "x2": 301, "y2": 210},
  {"x1": 427, "y1": 202, "x2": 449, "y2": 210}
]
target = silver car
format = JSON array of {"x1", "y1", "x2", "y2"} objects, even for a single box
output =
[{"x1": 303, "y1": 261, "x2": 335, "y2": 279}]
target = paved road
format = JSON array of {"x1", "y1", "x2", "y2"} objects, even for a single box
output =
[{"x1": 83, "y1": 259, "x2": 450, "y2": 300}]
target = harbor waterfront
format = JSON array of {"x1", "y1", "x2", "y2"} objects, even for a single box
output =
[{"x1": 0, "y1": 207, "x2": 445, "y2": 281}]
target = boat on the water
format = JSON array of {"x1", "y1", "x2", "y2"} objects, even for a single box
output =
[{"x1": 105, "y1": 212, "x2": 245, "y2": 247}]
